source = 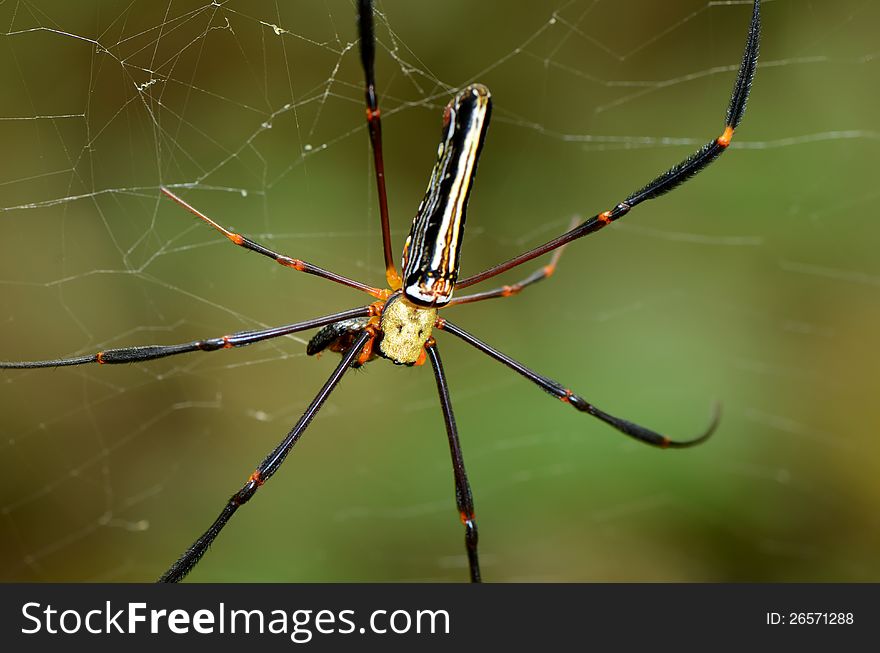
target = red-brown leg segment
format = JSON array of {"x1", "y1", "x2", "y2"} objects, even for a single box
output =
[
  {"x1": 357, "y1": 324, "x2": 380, "y2": 366},
  {"x1": 446, "y1": 218, "x2": 577, "y2": 307},
  {"x1": 161, "y1": 188, "x2": 387, "y2": 299}
]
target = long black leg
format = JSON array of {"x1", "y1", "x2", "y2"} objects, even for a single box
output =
[
  {"x1": 161, "y1": 188, "x2": 386, "y2": 298},
  {"x1": 425, "y1": 340, "x2": 481, "y2": 582},
  {"x1": 159, "y1": 329, "x2": 371, "y2": 582},
  {"x1": 357, "y1": 0, "x2": 401, "y2": 289},
  {"x1": 437, "y1": 319, "x2": 717, "y2": 449},
  {"x1": 455, "y1": 0, "x2": 760, "y2": 290},
  {"x1": 0, "y1": 306, "x2": 373, "y2": 369}
]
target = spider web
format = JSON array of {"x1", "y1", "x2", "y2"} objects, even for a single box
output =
[{"x1": 1, "y1": 0, "x2": 878, "y2": 582}]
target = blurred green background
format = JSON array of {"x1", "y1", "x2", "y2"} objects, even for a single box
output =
[{"x1": 1, "y1": 0, "x2": 878, "y2": 582}]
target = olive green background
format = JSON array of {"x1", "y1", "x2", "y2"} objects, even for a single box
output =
[{"x1": 1, "y1": 0, "x2": 877, "y2": 582}]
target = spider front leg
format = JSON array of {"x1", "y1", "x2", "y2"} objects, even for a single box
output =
[
  {"x1": 159, "y1": 330, "x2": 371, "y2": 582},
  {"x1": 437, "y1": 319, "x2": 717, "y2": 448},
  {"x1": 425, "y1": 340, "x2": 481, "y2": 582}
]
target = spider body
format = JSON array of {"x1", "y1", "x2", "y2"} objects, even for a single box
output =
[
  {"x1": 0, "y1": 0, "x2": 761, "y2": 582},
  {"x1": 310, "y1": 84, "x2": 493, "y2": 368}
]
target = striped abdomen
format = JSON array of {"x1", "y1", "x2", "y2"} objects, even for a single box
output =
[{"x1": 401, "y1": 84, "x2": 492, "y2": 307}]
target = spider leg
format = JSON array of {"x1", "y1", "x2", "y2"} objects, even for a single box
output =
[
  {"x1": 159, "y1": 329, "x2": 371, "y2": 582},
  {"x1": 446, "y1": 218, "x2": 577, "y2": 307},
  {"x1": 425, "y1": 340, "x2": 481, "y2": 582},
  {"x1": 0, "y1": 306, "x2": 373, "y2": 369},
  {"x1": 436, "y1": 319, "x2": 718, "y2": 449},
  {"x1": 455, "y1": 0, "x2": 760, "y2": 291},
  {"x1": 357, "y1": 0, "x2": 401, "y2": 289},
  {"x1": 161, "y1": 188, "x2": 387, "y2": 299}
]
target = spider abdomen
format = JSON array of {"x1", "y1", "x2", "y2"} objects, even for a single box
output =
[{"x1": 401, "y1": 84, "x2": 492, "y2": 307}]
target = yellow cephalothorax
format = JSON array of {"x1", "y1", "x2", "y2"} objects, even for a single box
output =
[{"x1": 378, "y1": 294, "x2": 437, "y2": 365}]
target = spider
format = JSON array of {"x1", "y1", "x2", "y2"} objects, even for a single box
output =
[{"x1": 0, "y1": 0, "x2": 760, "y2": 582}]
